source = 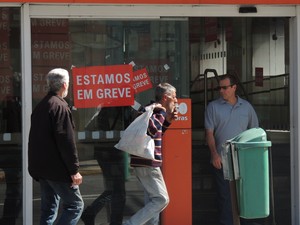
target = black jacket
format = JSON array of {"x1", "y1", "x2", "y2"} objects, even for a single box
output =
[{"x1": 28, "y1": 92, "x2": 79, "y2": 183}]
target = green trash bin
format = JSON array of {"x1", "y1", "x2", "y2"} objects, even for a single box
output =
[{"x1": 223, "y1": 128, "x2": 272, "y2": 219}]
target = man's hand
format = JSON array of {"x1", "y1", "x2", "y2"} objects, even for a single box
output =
[
  {"x1": 211, "y1": 152, "x2": 222, "y2": 169},
  {"x1": 71, "y1": 172, "x2": 82, "y2": 187}
]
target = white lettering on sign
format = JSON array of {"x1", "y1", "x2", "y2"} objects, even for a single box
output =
[
  {"x1": 31, "y1": 19, "x2": 67, "y2": 27},
  {"x1": 0, "y1": 75, "x2": 10, "y2": 84},
  {"x1": 137, "y1": 65, "x2": 166, "y2": 73},
  {"x1": 32, "y1": 40, "x2": 70, "y2": 49},
  {"x1": 0, "y1": 73, "x2": 12, "y2": 95},
  {"x1": 0, "y1": 86, "x2": 11, "y2": 95},
  {"x1": 42, "y1": 52, "x2": 70, "y2": 60},
  {"x1": 32, "y1": 51, "x2": 70, "y2": 61},
  {"x1": 76, "y1": 73, "x2": 131, "y2": 86},
  {"x1": 0, "y1": 52, "x2": 8, "y2": 62},
  {"x1": 0, "y1": 22, "x2": 9, "y2": 31},
  {"x1": 133, "y1": 72, "x2": 147, "y2": 82},
  {"x1": 0, "y1": 9, "x2": 9, "y2": 21},
  {"x1": 175, "y1": 116, "x2": 188, "y2": 121},
  {"x1": 0, "y1": 42, "x2": 8, "y2": 50},
  {"x1": 150, "y1": 75, "x2": 168, "y2": 83},
  {"x1": 96, "y1": 88, "x2": 131, "y2": 99},
  {"x1": 133, "y1": 79, "x2": 150, "y2": 89},
  {"x1": 32, "y1": 51, "x2": 40, "y2": 59},
  {"x1": 33, "y1": 73, "x2": 46, "y2": 82},
  {"x1": 32, "y1": 84, "x2": 48, "y2": 93},
  {"x1": 77, "y1": 89, "x2": 93, "y2": 100}
]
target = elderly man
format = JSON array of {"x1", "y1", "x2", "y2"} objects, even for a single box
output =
[
  {"x1": 28, "y1": 68, "x2": 84, "y2": 225},
  {"x1": 122, "y1": 82, "x2": 178, "y2": 225}
]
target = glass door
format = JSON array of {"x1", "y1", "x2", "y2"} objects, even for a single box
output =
[
  {"x1": 189, "y1": 17, "x2": 290, "y2": 225},
  {"x1": 30, "y1": 18, "x2": 189, "y2": 224}
]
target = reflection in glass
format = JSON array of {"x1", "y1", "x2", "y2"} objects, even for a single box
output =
[
  {"x1": 190, "y1": 17, "x2": 289, "y2": 131},
  {"x1": 30, "y1": 18, "x2": 189, "y2": 224},
  {"x1": 29, "y1": 16, "x2": 291, "y2": 225},
  {"x1": 0, "y1": 7, "x2": 22, "y2": 225}
]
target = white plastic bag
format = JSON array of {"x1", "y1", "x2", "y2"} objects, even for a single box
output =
[{"x1": 114, "y1": 105, "x2": 155, "y2": 159}]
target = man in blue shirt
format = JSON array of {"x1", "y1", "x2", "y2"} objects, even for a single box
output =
[{"x1": 205, "y1": 74, "x2": 259, "y2": 225}]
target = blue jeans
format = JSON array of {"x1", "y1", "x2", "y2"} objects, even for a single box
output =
[
  {"x1": 39, "y1": 179, "x2": 84, "y2": 225},
  {"x1": 123, "y1": 167, "x2": 169, "y2": 225}
]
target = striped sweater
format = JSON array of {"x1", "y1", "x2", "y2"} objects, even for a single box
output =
[{"x1": 130, "y1": 108, "x2": 171, "y2": 167}]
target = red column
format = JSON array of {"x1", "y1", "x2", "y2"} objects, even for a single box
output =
[{"x1": 161, "y1": 99, "x2": 192, "y2": 225}]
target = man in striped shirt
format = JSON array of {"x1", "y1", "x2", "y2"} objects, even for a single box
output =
[{"x1": 123, "y1": 83, "x2": 178, "y2": 225}]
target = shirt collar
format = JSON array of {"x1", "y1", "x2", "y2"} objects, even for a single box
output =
[{"x1": 219, "y1": 96, "x2": 242, "y2": 106}]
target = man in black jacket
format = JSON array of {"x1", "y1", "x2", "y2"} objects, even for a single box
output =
[{"x1": 28, "y1": 68, "x2": 84, "y2": 225}]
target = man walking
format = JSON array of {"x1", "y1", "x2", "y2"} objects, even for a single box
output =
[
  {"x1": 122, "y1": 82, "x2": 178, "y2": 225},
  {"x1": 28, "y1": 68, "x2": 84, "y2": 225}
]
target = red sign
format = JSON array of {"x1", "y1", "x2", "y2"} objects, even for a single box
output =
[
  {"x1": 133, "y1": 68, "x2": 152, "y2": 94},
  {"x1": 0, "y1": 68, "x2": 13, "y2": 100},
  {"x1": 72, "y1": 65, "x2": 134, "y2": 108},
  {"x1": 0, "y1": 8, "x2": 10, "y2": 68},
  {"x1": 225, "y1": 19, "x2": 233, "y2": 42},
  {"x1": 204, "y1": 17, "x2": 218, "y2": 42}
]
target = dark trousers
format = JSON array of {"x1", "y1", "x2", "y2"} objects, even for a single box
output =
[
  {"x1": 212, "y1": 166, "x2": 234, "y2": 225},
  {"x1": 82, "y1": 148, "x2": 126, "y2": 225},
  {"x1": 0, "y1": 148, "x2": 22, "y2": 225}
]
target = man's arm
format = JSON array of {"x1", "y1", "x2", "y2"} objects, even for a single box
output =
[
  {"x1": 206, "y1": 129, "x2": 222, "y2": 169},
  {"x1": 53, "y1": 103, "x2": 80, "y2": 177}
]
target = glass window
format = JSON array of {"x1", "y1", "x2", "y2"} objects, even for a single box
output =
[
  {"x1": 190, "y1": 17, "x2": 290, "y2": 225},
  {"x1": 30, "y1": 18, "x2": 189, "y2": 224},
  {"x1": 190, "y1": 17, "x2": 289, "y2": 131},
  {"x1": 29, "y1": 16, "x2": 290, "y2": 225},
  {"x1": 0, "y1": 7, "x2": 22, "y2": 225}
]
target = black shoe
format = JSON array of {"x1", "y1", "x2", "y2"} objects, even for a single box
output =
[{"x1": 81, "y1": 211, "x2": 96, "y2": 225}]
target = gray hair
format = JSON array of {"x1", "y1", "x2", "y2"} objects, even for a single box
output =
[
  {"x1": 155, "y1": 82, "x2": 176, "y2": 102},
  {"x1": 46, "y1": 68, "x2": 69, "y2": 93}
]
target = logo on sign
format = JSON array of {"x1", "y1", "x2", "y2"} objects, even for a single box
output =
[{"x1": 176, "y1": 102, "x2": 188, "y2": 121}]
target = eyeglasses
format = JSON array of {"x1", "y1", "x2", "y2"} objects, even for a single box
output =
[{"x1": 217, "y1": 84, "x2": 233, "y2": 90}]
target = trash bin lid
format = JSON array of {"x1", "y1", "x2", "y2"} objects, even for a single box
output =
[
  {"x1": 228, "y1": 127, "x2": 268, "y2": 143},
  {"x1": 234, "y1": 141, "x2": 272, "y2": 149}
]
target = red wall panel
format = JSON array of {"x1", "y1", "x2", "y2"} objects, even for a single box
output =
[{"x1": 4, "y1": 0, "x2": 300, "y2": 4}]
